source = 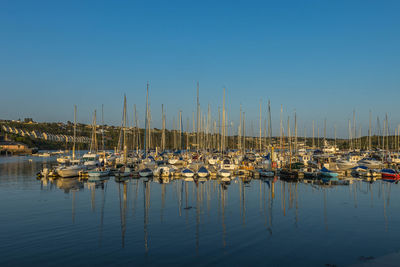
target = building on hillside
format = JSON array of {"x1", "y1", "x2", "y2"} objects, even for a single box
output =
[{"x1": 0, "y1": 140, "x2": 30, "y2": 152}]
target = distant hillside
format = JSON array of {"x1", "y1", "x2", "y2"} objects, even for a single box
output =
[{"x1": 0, "y1": 119, "x2": 397, "y2": 152}]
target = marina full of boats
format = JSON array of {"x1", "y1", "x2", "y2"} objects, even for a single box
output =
[
  {"x1": 37, "y1": 145, "x2": 400, "y2": 185},
  {"x1": 35, "y1": 91, "x2": 400, "y2": 185}
]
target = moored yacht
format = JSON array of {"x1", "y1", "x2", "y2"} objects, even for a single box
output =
[{"x1": 58, "y1": 164, "x2": 86, "y2": 178}]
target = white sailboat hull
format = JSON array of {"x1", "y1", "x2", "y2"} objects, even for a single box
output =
[
  {"x1": 58, "y1": 165, "x2": 86, "y2": 178},
  {"x1": 197, "y1": 172, "x2": 209, "y2": 178}
]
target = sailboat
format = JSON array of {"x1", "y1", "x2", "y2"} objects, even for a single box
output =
[
  {"x1": 88, "y1": 167, "x2": 111, "y2": 177},
  {"x1": 153, "y1": 165, "x2": 172, "y2": 177},
  {"x1": 259, "y1": 168, "x2": 275, "y2": 177},
  {"x1": 381, "y1": 169, "x2": 400, "y2": 180},
  {"x1": 138, "y1": 168, "x2": 153, "y2": 177},
  {"x1": 58, "y1": 106, "x2": 86, "y2": 178},
  {"x1": 181, "y1": 168, "x2": 195, "y2": 178},
  {"x1": 115, "y1": 165, "x2": 133, "y2": 177},
  {"x1": 217, "y1": 168, "x2": 231, "y2": 178},
  {"x1": 82, "y1": 110, "x2": 101, "y2": 169},
  {"x1": 318, "y1": 167, "x2": 339, "y2": 183},
  {"x1": 197, "y1": 166, "x2": 209, "y2": 178}
]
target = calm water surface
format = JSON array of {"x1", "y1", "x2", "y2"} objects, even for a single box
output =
[{"x1": 1, "y1": 156, "x2": 400, "y2": 266}]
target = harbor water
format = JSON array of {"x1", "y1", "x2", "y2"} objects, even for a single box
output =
[{"x1": 1, "y1": 156, "x2": 400, "y2": 266}]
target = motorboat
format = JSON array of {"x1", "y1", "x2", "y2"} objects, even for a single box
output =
[{"x1": 357, "y1": 158, "x2": 383, "y2": 169}]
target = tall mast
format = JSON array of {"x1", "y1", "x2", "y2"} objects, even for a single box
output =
[
  {"x1": 123, "y1": 95, "x2": 127, "y2": 164},
  {"x1": 312, "y1": 120, "x2": 315, "y2": 149},
  {"x1": 101, "y1": 104, "x2": 105, "y2": 151},
  {"x1": 180, "y1": 110, "x2": 183, "y2": 151},
  {"x1": 353, "y1": 110, "x2": 356, "y2": 151},
  {"x1": 161, "y1": 104, "x2": 165, "y2": 151},
  {"x1": 383, "y1": 117, "x2": 386, "y2": 152},
  {"x1": 397, "y1": 124, "x2": 400, "y2": 153},
  {"x1": 192, "y1": 111, "x2": 195, "y2": 148},
  {"x1": 263, "y1": 118, "x2": 267, "y2": 151},
  {"x1": 144, "y1": 82, "x2": 149, "y2": 157},
  {"x1": 280, "y1": 105, "x2": 283, "y2": 154},
  {"x1": 334, "y1": 124, "x2": 337, "y2": 150},
  {"x1": 268, "y1": 100, "x2": 272, "y2": 146},
  {"x1": 294, "y1": 111, "x2": 297, "y2": 154},
  {"x1": 369, "y1": 110, "x2": 372, "y2": 150},
  {"x1": 259, "y1": 99, "x2": 262, "y2": 152},
  {"x1": 287, "y1": 116, "x2": 292, "y2": 170},
  {"x1": 90, "y1": 110, "x2": 97, "y2": 154},
  {"x1": 218, "y1": 107, "x2": 221, "y2": 152},
  {"x1": 377, "y1": 116, "x2": 381, "y2": 149},
  {"x1": 207, "y1": 104, "x2": 211, "y2": 150},
  {"x1": 243, "y1": 112, "x2": 246, "y2": 153},
  {"x1": 94, "y1": 110, "x2": 98, "y2": 153},
  {"x1": 324, "y1": 118, "x2": 326, "y2": 147},
  {"x1": 386, "y1": 113, "x2": 389, "y2": 152},
  {"x1": 148, "y1": 106, "x2": 151, "y2": 150},
  {"x1": 239, "y1": 105, "x2": 242, "y2": 152},
  {"x1": 196, "y1": 82, "x2": 200, "y2": 149},
  {"x1": 73, "y1": 105, "x2": 76, "y2": 160},
  {"x1": 348, "y1": 119, "x2": 352, "y2": 150},
  {"x1": 398, "y1": 124, "x2": 400, "y2": 153},
  {"x1": 222, "y1": 88, "x2": 226, "y2": 152},
  {"x1": 186, "y1": 117, "x2": 190, "y2": 150},
  {"x1": 173, "y1": 118, "x2": 176, "y2": 150},
  {"x1": 134, "y1": 104, "x2": 138, "y2": 152}
]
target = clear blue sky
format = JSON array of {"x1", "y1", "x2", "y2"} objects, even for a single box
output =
[{"x1": 1, "y1": 0, "x2": 399, "y2": 137}]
